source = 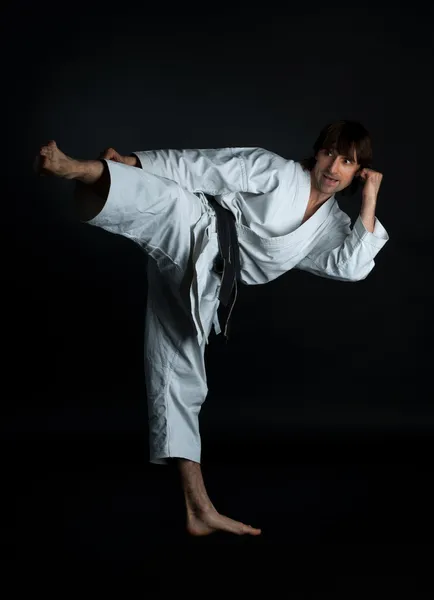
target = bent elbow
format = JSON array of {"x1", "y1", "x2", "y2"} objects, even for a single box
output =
[{"x1": 346, "y1": 263, "x2": 375, "y2": 282}]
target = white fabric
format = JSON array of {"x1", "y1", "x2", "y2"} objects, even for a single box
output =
[
  {"x1": 84, "y1": 148, "x2": 389, "y2": 464},
  {"x1": 132, "y1": 147, "x2": 389, "y2": 289}
]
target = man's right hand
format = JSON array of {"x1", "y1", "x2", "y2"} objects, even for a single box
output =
[{"x1": 99, "y1": 147, "x2": 138, "y2": 167}]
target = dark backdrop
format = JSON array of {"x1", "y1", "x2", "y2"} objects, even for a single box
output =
[{"x1": 2, "y1": 0, "x2": 433, "y2": 583}]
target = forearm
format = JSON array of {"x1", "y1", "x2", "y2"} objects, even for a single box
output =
[
  {"x1": 130, "y1": 148, "x2": 243, "y2": 193},
  {"x1": 360, "y1": 196, "x2": 377, "y2": 233},
  {"x1": 126, "y1": 154, "x2": 141, "y2": 168}
]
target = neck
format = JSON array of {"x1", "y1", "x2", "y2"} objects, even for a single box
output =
[
  {"x1": 309, "y1": 171, "x2": 333, "y2": 206},
  {"x1": 309, "y1": 186, "x2": 333, "y2": 207}
]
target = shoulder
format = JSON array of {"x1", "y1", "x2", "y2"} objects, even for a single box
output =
[
  {"x1": 235, "y1": 146, "x2": 294, "y2": 165},
  {"x1": 236, "y1": 147, "x2": 297, "y2": 176}
]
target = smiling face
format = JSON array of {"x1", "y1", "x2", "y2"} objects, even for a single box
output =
[{"x1": 310, "y1": 145, "x2": 361, "y2": 202}]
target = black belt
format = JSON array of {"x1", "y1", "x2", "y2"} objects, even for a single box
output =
[{"x1": 204, "y1": 194, "x2": 241, "y2": 341}]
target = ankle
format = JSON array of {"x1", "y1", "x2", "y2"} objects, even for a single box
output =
[
  {"x1": 176, "y1": 459, "x2": 215, "y2": 513},
  {"x1": 186, "y1": 497, "x2": 215, "y2": 517},
  {"x1": 74, "y1": 159, "x2": 105, "y2": 184}
]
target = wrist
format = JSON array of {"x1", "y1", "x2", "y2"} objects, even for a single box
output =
[
  {"x1": 126, "y1": 154, "x2": 139, "y2": 167},
  {"x1": 362, "y1": 194, "x2": 377, "y2": 205}
]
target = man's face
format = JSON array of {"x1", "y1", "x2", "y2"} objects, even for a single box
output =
[{"x1": 312, "y1": 146, "x2": 361, "y2": 197}]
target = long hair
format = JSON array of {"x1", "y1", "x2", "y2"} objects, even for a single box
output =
[{"x1": 298, "y1": 120, "x2": 373, "y2": 197}]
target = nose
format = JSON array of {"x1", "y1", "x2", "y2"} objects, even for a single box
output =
[{"x1": 328, "y1": 157, "x2": 340, "y2": 174}]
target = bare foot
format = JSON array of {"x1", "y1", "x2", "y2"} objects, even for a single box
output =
[
  {"x1": 187, "y1": 507, "x2": 262, "y2": 537},
  {"x1": 34, "y1": 140, "x2": 78, "y2": 179}
]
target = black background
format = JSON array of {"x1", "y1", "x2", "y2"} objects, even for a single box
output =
[{"x1": 2, "y1": 0, "x2": 433, "y2": 589}]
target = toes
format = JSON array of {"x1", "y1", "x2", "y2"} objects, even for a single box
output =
[
  {"x1": 243, "y1": 524, "x2": 261, "y2": 535},
  {"x1": 40, "y1": 144, "x2": 53, "y2": 155}
]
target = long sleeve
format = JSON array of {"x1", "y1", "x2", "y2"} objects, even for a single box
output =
[
  {"x1": 131, "y1": 147, "x2": 287, "y2": 195},
  {"x1": 295, "y1": 213, "x2": 389, "y2": 282}
]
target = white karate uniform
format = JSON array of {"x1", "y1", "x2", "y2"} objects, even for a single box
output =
[{"x1": 84, "y1": 147, "x2": 389, "y2": 465}]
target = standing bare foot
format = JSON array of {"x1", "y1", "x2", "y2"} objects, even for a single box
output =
[
  {"x1": 177, "y1": 458, "x2": 262, "y2": 537},
  {"x1": 186, "y1": 506, "x2": 262, "y2": 537},
  {"x1": 34, "y1": 140, "x2": 80, "y2": 179}
]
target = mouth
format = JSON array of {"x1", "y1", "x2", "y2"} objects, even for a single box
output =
[{"x1": 323, "y1": 174, "x2": 339, "y2": 185}]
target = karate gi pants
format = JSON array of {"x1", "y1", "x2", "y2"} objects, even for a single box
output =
[{"x1": 85, "y1": 160, "x2": 222, "y2": 465}]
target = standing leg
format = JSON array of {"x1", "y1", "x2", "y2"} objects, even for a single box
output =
[
  {"x1": 146, "y1": 259, "x2": 261, "y2": 536},
  {"x1": 144, "y1": 257, "x2": 210, "y2": 465}
]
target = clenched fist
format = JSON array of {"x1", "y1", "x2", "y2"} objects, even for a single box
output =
[{"x1": 359, "y1": 167, "x2": 383, "y2": 202}]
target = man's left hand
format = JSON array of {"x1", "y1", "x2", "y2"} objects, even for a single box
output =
[{"x1": 359, "y1": 168, "x2": 383, "y2": 201}]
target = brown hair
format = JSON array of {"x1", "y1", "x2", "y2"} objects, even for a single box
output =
[{"x1": 298, "y1": 120, "x2": 373, "y2": 196}]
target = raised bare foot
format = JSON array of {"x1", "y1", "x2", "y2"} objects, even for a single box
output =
[
  {"x1": 34, "y1": 140, "x2": 78, "y2": 179},
  {"x1": 187, "y1": 507, "x2": 262, "y2": 537}
]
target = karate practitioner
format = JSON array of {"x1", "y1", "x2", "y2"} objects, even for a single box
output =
[{"x1": 35, "y1": 120, "x2": 387, "y2": 537}]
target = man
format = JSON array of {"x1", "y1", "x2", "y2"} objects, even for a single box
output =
[{"x1": 35, "y1": 120, "x2": 387, "y2": 537}]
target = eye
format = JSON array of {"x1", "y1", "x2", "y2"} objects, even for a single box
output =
[{"x1": 325, "y1": 149, "x2": 353, "y2": 164}]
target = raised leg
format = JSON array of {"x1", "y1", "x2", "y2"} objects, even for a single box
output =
[{"x1": 35, "y1": 140, "x2": 110, "y2": 220}]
